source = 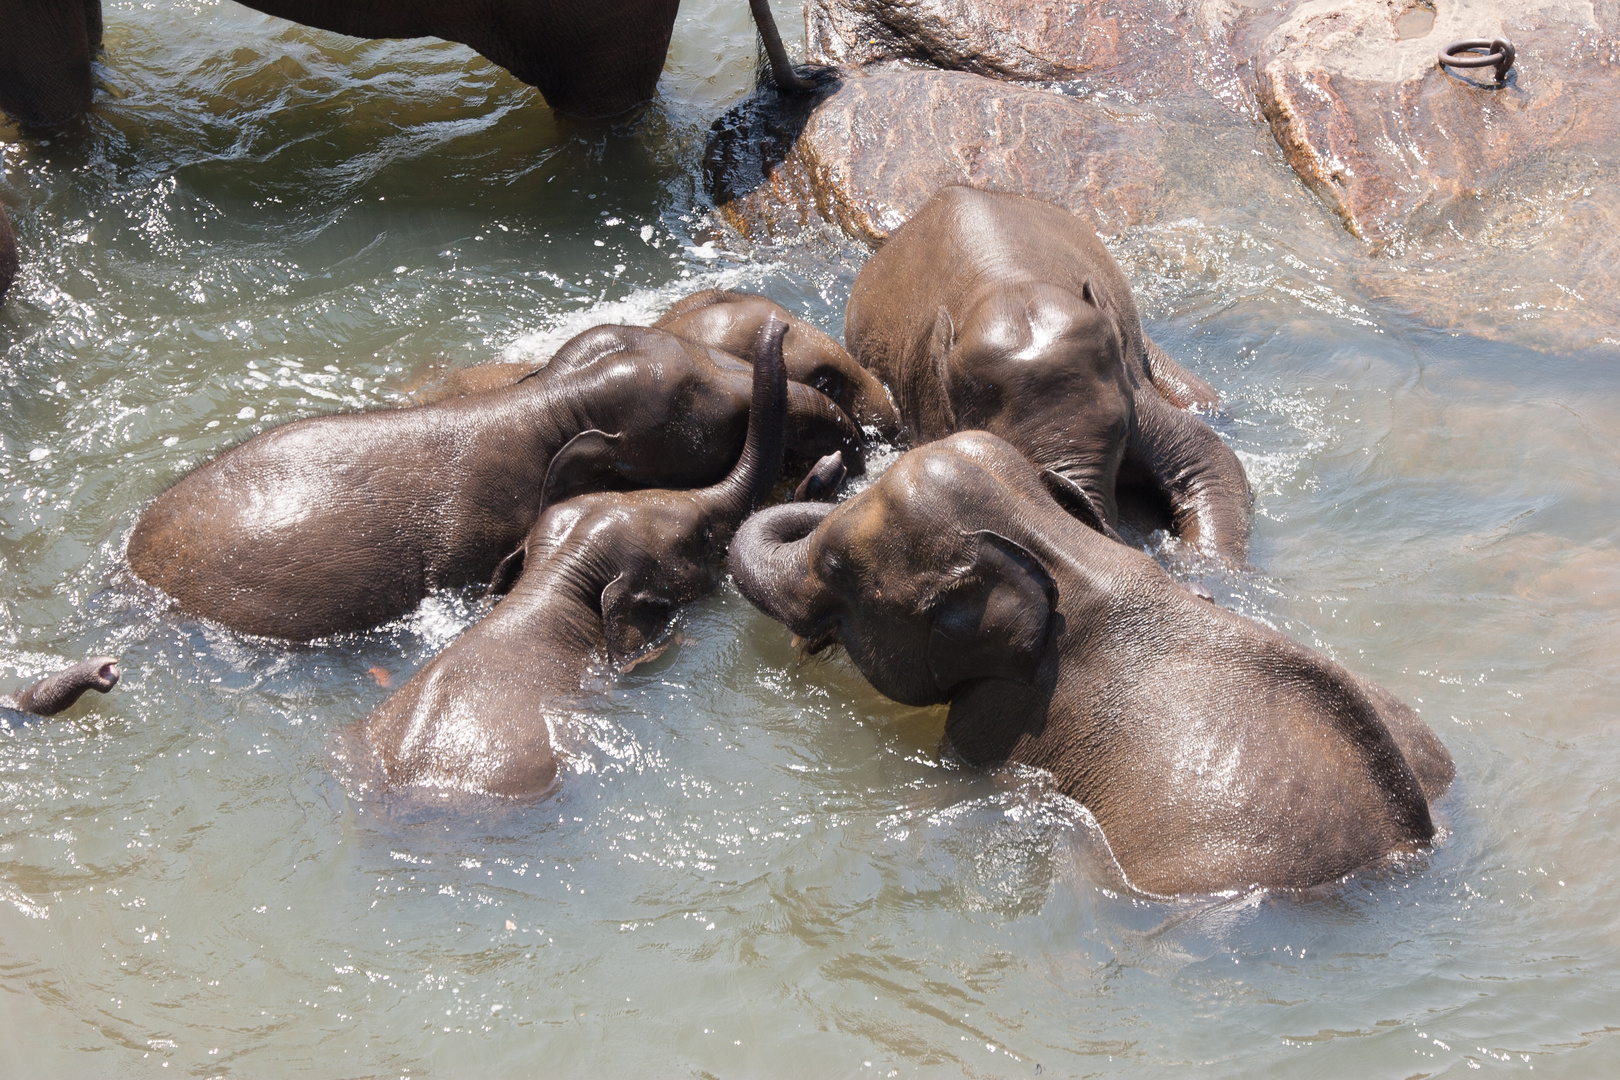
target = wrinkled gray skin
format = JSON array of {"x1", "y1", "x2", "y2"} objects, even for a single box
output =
[
  {"x1": 655, "y1": 290, "x2": 902, "y2": 441},
  {"x1": 354, "y1": 320, "x2": 789, "y2": 797},
  {"x1": 0, "y1": 200, "x2": 17, "y2": 306},
  {"x1": 128, "y1": 323, "x2": 861, "y2": 641},
  {"x1": 0, "y1": 0, "x2": 823, "y2": 130},
  {"x1": 2, "y1": 657, "x2": 120, "y2": 716},
  {"x1": 845, "y1": 186, "x2": 1252, "y2": 564},
  {"x1": 729, "y1": 432, "x2": 1454, "y2": 896}
]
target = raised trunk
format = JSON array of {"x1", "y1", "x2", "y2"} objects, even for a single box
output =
[{"x1": 694, "y1": 317, "x2": 789, "y2": 531}]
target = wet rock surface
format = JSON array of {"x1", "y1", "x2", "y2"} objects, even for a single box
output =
[{"x1": 707, "y1": 0, "x2": 1620, "y2": 350}]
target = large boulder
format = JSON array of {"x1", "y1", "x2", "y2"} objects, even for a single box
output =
[
  {"x1": 706, "y1": 64, "x2": 1167, "y2": 243},
  {"x1": 1251, "y1": 0, "x2": 1620, "y2": 249},
  {"x1": 803, "y1": 0, "x2": 1229, "y2": 97}
]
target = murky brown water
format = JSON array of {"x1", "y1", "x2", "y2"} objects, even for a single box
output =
[{"x1": 2, "y1": 2, "x2": 1617, "y2": 1077}]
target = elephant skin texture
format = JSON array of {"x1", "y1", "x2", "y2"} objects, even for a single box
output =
[
  {"x1": 846, "y1": 187, "x2": 1249, "y2": 563},
  {"x1": 352, "y1": 320, "x2": 790, "y2": 798},
  {"x1": 653, "y1": 289, "x2": 902, "y2": 440},
  {"x1": 127, "y1": 323, "x2": 862, "y2": 641},
  {"x1": 0, "y1": 0, "x2": 819, "y2": 129},
  {"x1": 0, "y1": 200, "x2": 16, "y2": 305},
  {"x1": 2, "y1": 657, "x2": 120, "y2": 717},
  {"x1": 729, "y1": 431, "x2": 1454, "y2": 896}
]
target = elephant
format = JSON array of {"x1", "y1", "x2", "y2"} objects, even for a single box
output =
[
  {"x1": 653, "y1": 289, "x2": 902, "y2": 441},
  {"x1": 728, "y1": 431, "x2": 1455, "y2": 896},
  {"x1": 844, "y1": 186, "x2": 1253, "y2": 564},
  {"x1": 352, "y1": 318, "x2": 790, "y2": 798},
  {"x1": 0, "y1": 0, "x2": 823, "y2": 131},
  {"x1": 2, "y1": 656, "x2": 120, "y2": 716},
  {"x1": 128, "y1": 321, "x2": 863, "y2": 641},
  {"x1": 0, "y1": 200, "x2": 16, "y2": 305}
]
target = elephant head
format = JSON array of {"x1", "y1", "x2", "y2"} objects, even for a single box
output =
[
  {"x1": 729, "y1": 434, "x2": 1064, "y2": 708},
  {"x1": 656, "y1": 289, "x2": 902, "y2": 443},
  {"x1": 356, "y1": 318, "x2": 792, "y2": 797}
]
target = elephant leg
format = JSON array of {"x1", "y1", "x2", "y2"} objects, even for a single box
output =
[
  {"x1": 1124, "y1": 393, "x2": 1252, "y2": 565},
  {"x1": 0, "y1": 0, "x2": 98, "y2": 130},
  {"x1": 1144, "y1": 336, "x2": 1220, "y2": 411}
]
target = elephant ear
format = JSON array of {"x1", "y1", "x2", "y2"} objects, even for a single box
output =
[
  {"x1": 924, "y1": 531, "x2": 1056, "y2": 695},
  {"x1": 542, "y1": 429, "x2": 624, "y2": 512},
  {"x1": 1040, "y1": 469, "x2": 1124, "y2": 543},
  {"x1": 926, "y1": 306, "x2": 961, "y2": 429},
  {"x1": 600, "y1": 574, "x2": 676, "y2": 671}
]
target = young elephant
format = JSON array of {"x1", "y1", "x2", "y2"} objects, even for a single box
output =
[
  {"x1": 128, "y1": 323, "x2": 861, "y2": 641},
  {"x1": 654, "y1": 290, "x2": 902, "y2": 441},
  {"x1": 353, "y1": 320, "x2": 790, "y2": 798},
  {"x1": 2, "y1": 657, "x2": 120, "y2": 716},
  {"x1": 729, "y1": 431, "x2": 1454, "y2": 896},
  {"x1": 844, "y1": 186, "x2": 1252, "y2": 563}
]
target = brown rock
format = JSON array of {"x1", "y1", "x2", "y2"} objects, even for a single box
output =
[
  {"x1": 804, "y1": 0, "x2": 1219, "y2": 96},
  {"x1": 1252, "y1": 0, "x2": 1620, "y2": 249},
  {"x1": 706, "y1": 64, "x2": 1167, "y2": 243}
]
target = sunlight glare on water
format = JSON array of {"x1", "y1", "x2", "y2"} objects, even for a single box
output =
[{"x1": 2, "y1": 2, "x2": 1618, "y2": 1077}]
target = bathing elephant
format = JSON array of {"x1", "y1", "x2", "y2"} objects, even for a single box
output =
[
  {"x1": 0, "y1": 200, "x2": 16, "y2": 305},
  {"x1": 353, "y1": 319, "x2": 790, "y2": 797},
  {"x1": 409, "y1": 291, "x2": 901, "y2": 446},
  {"x1": 2, "y1": 656, "x2": 120, "y2": 716},
  {"x1": 845, "y1": 186, "x2": 1252, "y2": 564},
  {"x1": 0, "y1": 0, "x2": 823, "y2": 130},
  {"x1": 654, "y1": 289, "x2": 901, "y2": 441},
  {"x1": 729, "y1": 431, "x2": 1454, "y2": 896},
  {"x1": 128, "y1": 322, "x2": 862, "y2": 641}
]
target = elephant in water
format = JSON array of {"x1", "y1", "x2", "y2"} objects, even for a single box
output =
[
  {"x1": 128, "y1": 322, "x2": 863, "y2": 641},
  {"x1": 845, "y1": 186, "x2": 1252, "y2": 564},
  {"x1": 728, "y1": 431, "x2": 1453, "y2": 896},
  {"x1": 2, "y1": 657, "x2": 120, "y2": 717},
  {"x1": 352, "y1": 319, "x2": 791, "y2": 798},
  {"x1": 0, "y1": 0, "x2": 824, "y2": 130}
]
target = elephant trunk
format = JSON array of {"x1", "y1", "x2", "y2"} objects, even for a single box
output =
[
  {"x1": 696, "y1": 317, "x2": 789, "y2": 533},
  {"x1": 6, "y1": 657, "x2": 120, "y2": 716},
  {"x1": 728, "y1": 501, "x2": 835, "y2": 634}
]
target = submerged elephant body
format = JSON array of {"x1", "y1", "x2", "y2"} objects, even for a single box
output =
[
  {"x1": 845, "y1": 186, "x2": 1251, "y2": 562},
  {"x1": 730, "y1": 431, "x2": 1453, "y2": 895},
  {"x1": 129, "y1": 323, "x2": 860, "y2": 641},
  {"x1": 356, "y1": 320, "x2": 791, "y2": 797},
  {"x1": 0, "y1": 0, "x2": 818, "y2": 130}
]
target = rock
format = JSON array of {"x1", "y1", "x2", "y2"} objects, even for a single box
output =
[
  {"x1": 706, "y1": 64, "x2": 1166, "y2": 243},
  {"x1": 0, "y1": 200, "x2": 16, "y2": 305},
  {"x1": 804, "y1": 0, "x2": 1219, "y2": 96},
  {"x1": 1251, "y1": 0, "x2": 1620, "y2": 249}
]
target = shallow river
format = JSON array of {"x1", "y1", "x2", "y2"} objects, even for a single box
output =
[{"x1": 2, "y1": 2, "x2": 1618, "y2": 1076}]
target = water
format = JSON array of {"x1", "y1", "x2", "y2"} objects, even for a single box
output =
[{"x1": 2, "y1": 3, "x2": 1617, "y2": 1076}]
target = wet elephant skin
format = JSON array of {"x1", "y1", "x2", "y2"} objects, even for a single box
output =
[
  {"x1": 729, "y1": 431, "x2": 1453, "y2": 895},
  {"x1": 127, "y1": 323, "x2": 860, "y2": 641},
  {"x1": 844, "y1": 186, "x2": 1252, "y2": 563}
]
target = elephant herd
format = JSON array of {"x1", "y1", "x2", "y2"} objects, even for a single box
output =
[{"x1": 5, "y1": 179, "x2": 1454, "y2": 897}]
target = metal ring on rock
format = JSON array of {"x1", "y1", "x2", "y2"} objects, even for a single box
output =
[{"x1": 1438, "y1": 39, "x2": 1516, "y2": 84}]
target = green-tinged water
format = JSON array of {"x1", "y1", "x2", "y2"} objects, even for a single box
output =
[{"x1": 2, "y1": 3, "x2": 1617, "y2": 1076}]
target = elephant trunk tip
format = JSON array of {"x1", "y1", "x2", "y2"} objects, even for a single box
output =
[{"x1": 6, "y1": 655, "x2": 122, "y2": 717}]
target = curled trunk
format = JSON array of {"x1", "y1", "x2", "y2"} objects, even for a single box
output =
[
  {"x1": 4, "y1": 657, "x2": 120, "y2": 716},
  {"x1": 728, "y1": 501, "x2": 835, "y2": 633}
]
